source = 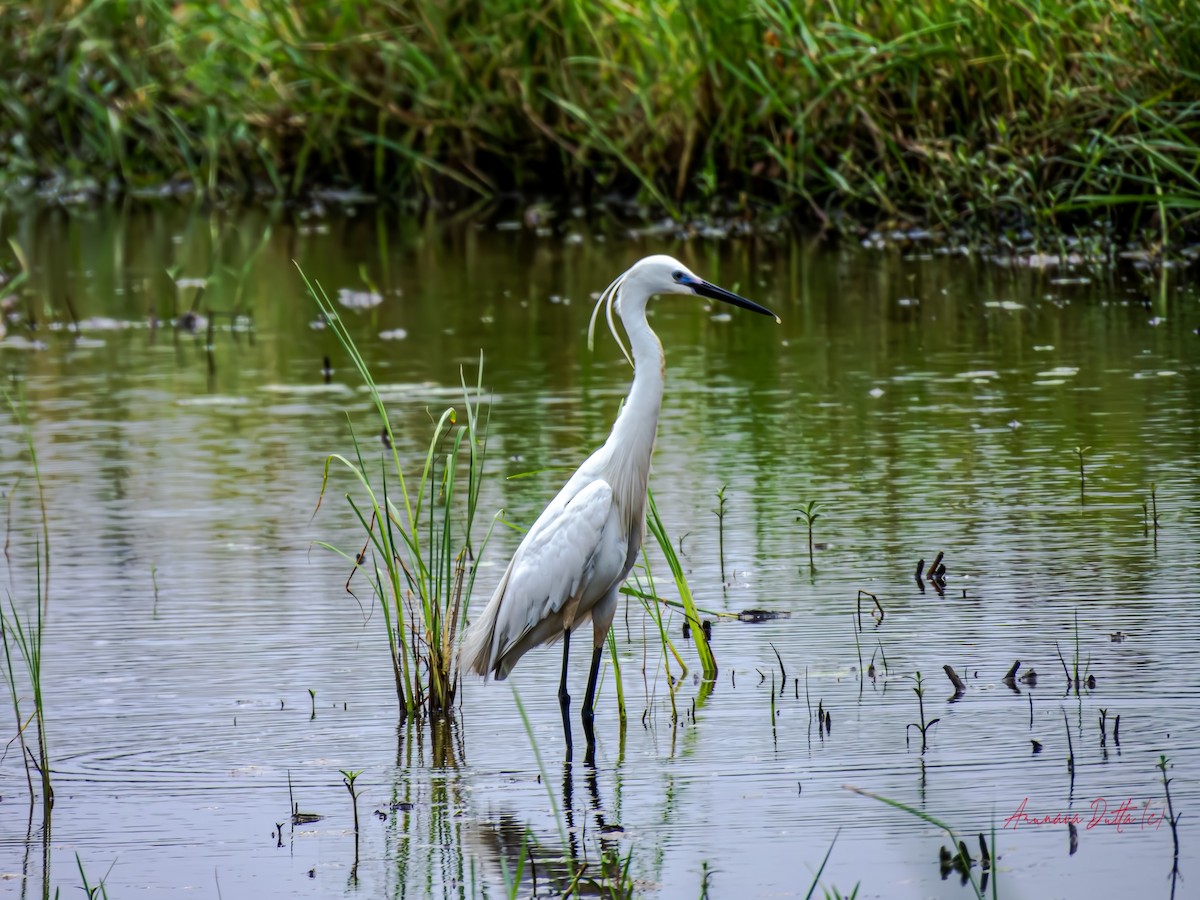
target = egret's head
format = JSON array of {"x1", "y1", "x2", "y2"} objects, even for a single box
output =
[{"x1": 588, "y1": 254, "x2": 778, "y2": 363}]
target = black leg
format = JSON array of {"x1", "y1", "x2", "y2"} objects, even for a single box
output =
[
  {"x1": 559, "y1": 628, "x2": 573, "y2": 759},
  {"x1": 581, "y1": 644, "x2": 602, "y2": 762}
]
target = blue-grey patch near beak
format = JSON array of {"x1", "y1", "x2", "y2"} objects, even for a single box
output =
[{"x1": 691, "y1": 279, "x2": 779, "y2": 322}]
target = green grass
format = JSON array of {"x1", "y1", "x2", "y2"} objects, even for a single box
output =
[
  {"x1": 0, "y1": 393, "x2": 53, "y2": 821},
  {"x1": 301, "y1": 265, "x2": 497, "y2": 721},
  {"x1": 1, "y1": 567, "x2": 51, "y2": 818},
  {"x1": 3, "y1": 1, "x2": 1199, "y2": 240},
  {"x1": 646, "y1": 490, "x2": 717, "y2": 683}
]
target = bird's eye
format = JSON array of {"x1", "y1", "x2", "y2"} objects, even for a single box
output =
[{"x1": 671, "y1": 270, "x2": 684, "y2": 282}]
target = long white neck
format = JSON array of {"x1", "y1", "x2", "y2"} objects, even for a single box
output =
[{"x1": 600, "y1": 297, "x2": 664, "y2": 515}]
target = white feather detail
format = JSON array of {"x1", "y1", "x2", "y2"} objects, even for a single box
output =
[{"x1": 588, "y1": 268, "x2": 633, "y2": 367}]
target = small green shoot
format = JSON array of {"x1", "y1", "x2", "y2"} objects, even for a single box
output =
[
  {"x1": 795, "y1": 500, "x2": 822, "y2": 571},
  {"x1": 341, "y1": 769, "x2": 363, "y2": 834},
  {"x1": 905, "y1": 672, "x2": 939, "y2": 753},
  {"x1": 1158, "y1": 754, "x2": 1182, "y2": 892},
  {"x1": 1075, "y1": 445, "x2": 1090, "y2": 501},
  {"x1": 712, "y1": 484, "x2": 727, "y2": 584}
]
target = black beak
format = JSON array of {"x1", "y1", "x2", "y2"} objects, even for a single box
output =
[{"x1": 692, "y1": 280, "x2": 780, "y2": 322}]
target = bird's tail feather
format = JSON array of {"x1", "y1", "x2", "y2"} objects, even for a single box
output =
[
  {"x1": 459, "y1": 597, "x2": 500, "y2": 679},
  {"x1": 459, "y1": 563, "x2": 513, "y2": 680}
]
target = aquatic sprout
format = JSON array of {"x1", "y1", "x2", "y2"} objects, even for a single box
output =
[
  {"x1": 905, "y1": 672, "x2": 940, "y2": 753},
  {"x1": 711, "y1": 484, "x2": 728, "y2": 585},
  {"x1": 75, "y1": 853, "x2": 116, "y2": 900},
  {"x1": 1054, "y1": 609, "x2": 1092, "y2": 695},
  {"x1": 769, "y1": 672, "x2": 777, "y2": 744},
  {"x1": 341, "y1": 768, "x2": 363, "y2": 881},
  {"x1": 1158, "y1": 754, "x2": 1182, "y2": 896},
  {"x1": 1074, "y1": 445, "x2": 1090, "y2": 501},
  {"x1": 341, "y1": 769, "x2": 363, "y2": 834},
  {"x1": 794, "y1": 500, "x2": 822, "y2": 571},
  {"x1": 1145, "y1": 483, "x2": 1161, "y2": 547}
]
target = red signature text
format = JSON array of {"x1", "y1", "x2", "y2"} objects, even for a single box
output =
[{"x1": 1003, "y1": 797, "x2": 1165, "y2": 833}]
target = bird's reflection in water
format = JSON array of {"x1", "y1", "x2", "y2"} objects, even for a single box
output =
[{"x1": 469, "y1": 761, "x2": 631, "y2": 897}]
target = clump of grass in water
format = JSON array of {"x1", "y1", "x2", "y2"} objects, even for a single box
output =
[{"x1": 300, "y1": 265, "x2": 497, "y2": 721}]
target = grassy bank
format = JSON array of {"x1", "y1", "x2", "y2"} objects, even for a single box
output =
[{"x1": 3, "y1": 0, "x2": 1199, "y2": 240}]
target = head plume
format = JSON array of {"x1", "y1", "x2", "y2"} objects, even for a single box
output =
[{"x1": 587, "y1": 266, "x2": 634, "y2": 367}]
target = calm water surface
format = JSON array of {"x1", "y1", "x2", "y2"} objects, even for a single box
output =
[{"x1": 0, "y1": 204, "x2": 1197, "y2": 898}]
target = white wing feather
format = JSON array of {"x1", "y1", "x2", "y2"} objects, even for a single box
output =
[
  {"x1": 461, "y1": 470, "x2": 627, "y2": 679},
  {"x1": 491, "y1": 478, "x2": 617, "y2": 654}
]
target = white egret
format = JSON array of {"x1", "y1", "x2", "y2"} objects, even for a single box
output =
[{"x1": 461, "y1": 254, "x2": 778, "y2": 756}]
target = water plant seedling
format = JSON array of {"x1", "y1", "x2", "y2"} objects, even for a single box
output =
[
  {"x1": 1157, "y1": 754, "x2": 1182, "y2": 896},
  {"x1": 794, "y1": 500, "x2": 821, "y2": 571},
  {"x1": 905, "y1": 672, "x2": 940, "y2": 753},
  {"x1": 341, "y1": 768, "x2": 363, "y2": 882},
  {"x1": 712, "y1": 484, "x2": 728, "y2": 585}
]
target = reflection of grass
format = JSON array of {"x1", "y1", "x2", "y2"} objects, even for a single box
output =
[
  {"x1": 301, "y1": 266, "x2": 496, "y2": 720},
  {"x1": 510, "y1": 686, "x2": 636, "y2": 898},
  {"x1": 844, "y1": 785, "x2": 988, "y2": 899}
]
